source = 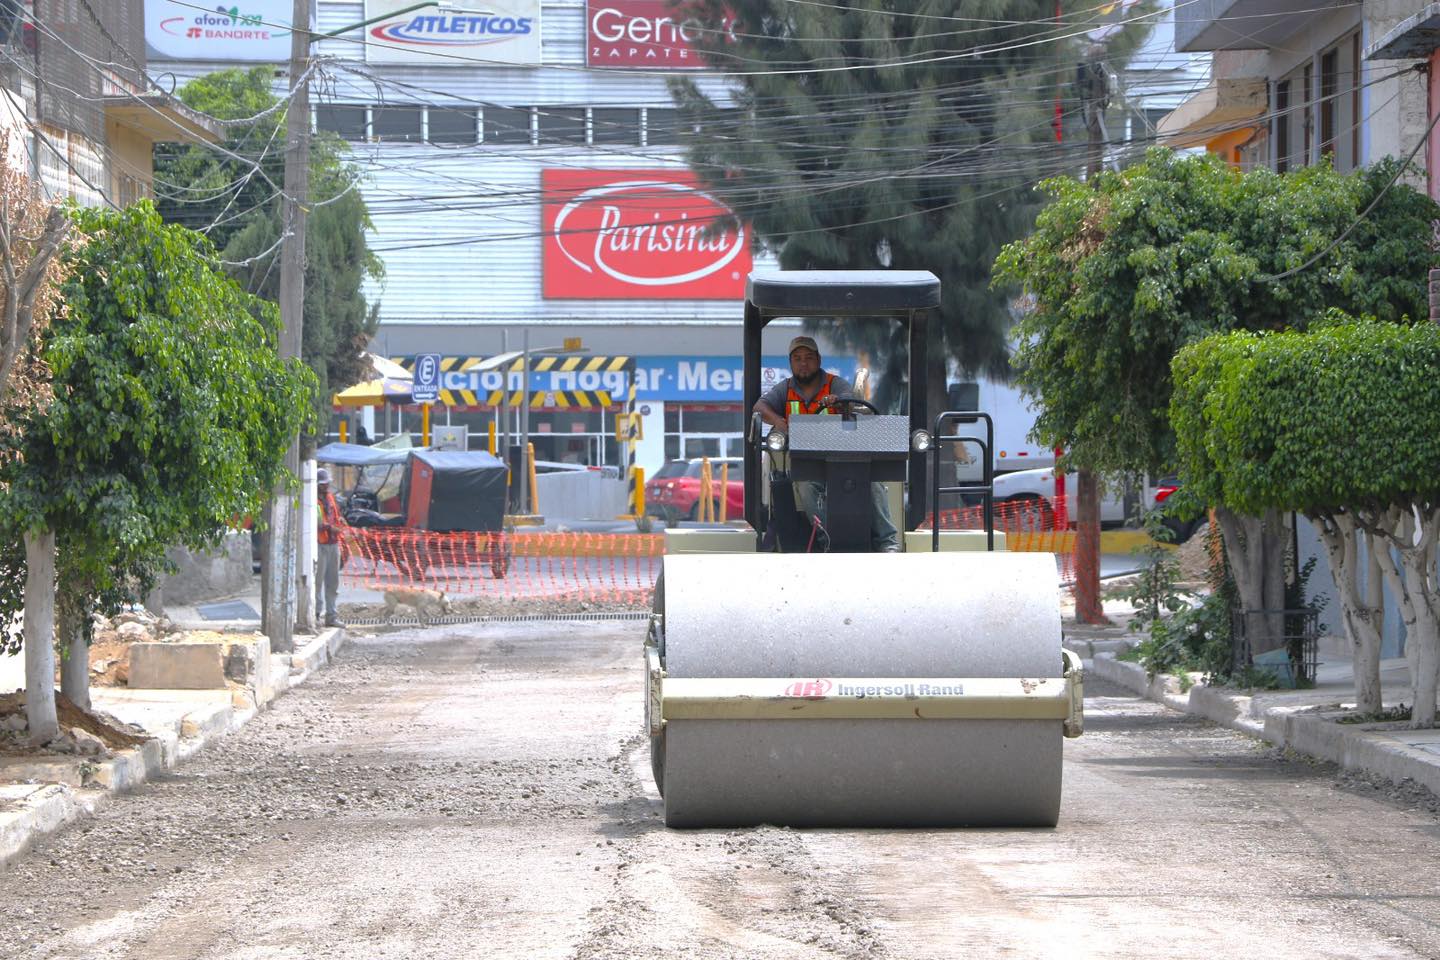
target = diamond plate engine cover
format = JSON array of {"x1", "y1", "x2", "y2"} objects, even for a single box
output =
[{"x1": 787, "y1": 413, "x2": 910, "y2": 456}]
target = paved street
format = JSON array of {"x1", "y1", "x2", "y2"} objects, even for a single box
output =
[{"x1": 1, "y1": 621, "x2": 1437, "y2": 960}]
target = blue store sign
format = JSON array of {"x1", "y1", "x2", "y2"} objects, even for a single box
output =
[{"x1": 422, "y1": 354, "x2": 859, "y2": 403}]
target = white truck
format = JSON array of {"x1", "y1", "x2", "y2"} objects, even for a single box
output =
[{"x1": 947, "y1": 379, "x2": 1053, "y2": 475}]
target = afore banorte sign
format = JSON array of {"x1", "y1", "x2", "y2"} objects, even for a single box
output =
[
  {"x1": 542, "y1": 169, "x2": 750, "y2": 300},
  {"x1": 585, "y1": 0, "x2": 733, "y2": 68}
]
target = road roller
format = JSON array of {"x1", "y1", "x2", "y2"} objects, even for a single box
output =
[{"x1": 645, "y1": 270, "x2": 1084, "y2": 828}]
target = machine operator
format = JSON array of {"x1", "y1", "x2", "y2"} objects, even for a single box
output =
[{"x1": 754, "y1": 336, "x2": 900, "y2": 552}]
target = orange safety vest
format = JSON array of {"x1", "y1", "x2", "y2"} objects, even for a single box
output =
[
  {"x1": 785, "y1": 374, "x2": 837, "y2": 418},
  {"x1": 317, "y1": 491, "x2": 344, "y2": 545}
]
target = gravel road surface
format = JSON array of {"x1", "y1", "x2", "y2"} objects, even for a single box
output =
[{"x1": 1, "y1": 620, "x2": 1437, "y2": 959}]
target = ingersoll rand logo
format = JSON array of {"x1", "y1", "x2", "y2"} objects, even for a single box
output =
[
  {"x1": 783, "y1": 679, "x2": 833, "y2": 698},
  {"x1": 543, "y1": 170, "x2": 750, "y2": 300}
]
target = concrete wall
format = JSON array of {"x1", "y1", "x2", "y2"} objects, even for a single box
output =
[
  {"x1": 1365, "y1": 0, "x2": 1432, "y2": 175},
  {"x1": 158, "y1": 534, "x2": 254, "y2": 607},
  {"x1": 1296, "y1": 515, "x2": 1407, "y2": 658},
  {"x1": 535, "y1": 472, "x2": 628, "y2": 521}
]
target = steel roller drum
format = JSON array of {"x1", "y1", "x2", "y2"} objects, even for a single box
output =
[{"x1": 655, "y1": 552, "x2": 1066, "y2": 828}]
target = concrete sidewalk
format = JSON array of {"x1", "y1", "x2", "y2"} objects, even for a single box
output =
[
  {"x1": 0, "y1": 627, "x2": 347, "y2": 866},
  {"x1": 1067, "y1": 612, "x2": 1440, "y2": 798}
]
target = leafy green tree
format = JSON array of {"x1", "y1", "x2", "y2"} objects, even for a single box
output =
[
  {"x1": 0, "y1": 202, "x2": 314, "y2": 725},
  {"x1": 153, "y1": 67, "x2": 382, "y2": 411},
  {"x1": 670, "y1": 0, "x2": 1151, "y2": 411},
  {"x1": 1171, "y1": 318, "x2": 1440, "y2": 726},
  {"x1": 994, "y1": 149, "x2": 1439, "y2": 639}
]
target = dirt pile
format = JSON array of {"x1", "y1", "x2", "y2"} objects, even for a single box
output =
[{"x1": 0, "y1": 692, "x2": 149, "y2": 758}]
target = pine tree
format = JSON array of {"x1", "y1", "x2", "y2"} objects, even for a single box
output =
[{"x1": 671, "y1": 1, "x2": 1150, "y2": 412}]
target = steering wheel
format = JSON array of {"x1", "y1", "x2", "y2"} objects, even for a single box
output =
[{"x1": 828, "y1": 394, "x2": 878, "y2": 415}]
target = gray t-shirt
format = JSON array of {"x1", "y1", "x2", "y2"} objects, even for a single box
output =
[{"x1": 760, "y1": 373, "x2": 855, "y2": 418}]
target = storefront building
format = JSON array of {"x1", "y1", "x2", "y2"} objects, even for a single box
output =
[{"x1": 147, "y1": 0, "x2": 808, "y2": 475}]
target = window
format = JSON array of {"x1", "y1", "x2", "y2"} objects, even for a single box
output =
[
  {"x1": 591, "y1": 107, "x2": 640, "y2": 145},
  {"x1": 427, "y1": 106, "x2": 478, "y2": 144},
  {"x1": 1303, "y1": 63, "x2": 1313, "y2": 167},
  {"x1": 536, "y1": 107, "x2": 587, "y2": 145},
  {"x1": 315, "y1": 104, "x2": 367, "y2": 139},
  {"x1": 371, "y1": 106, "x2": 422, "y2": 142},
  {"x1": 645, "y1": 107, "x2": 681, "y2": 145},
  {"x1": 1274, "y1": 79, "x2": 1290, "y2": 173},
  {"x1": 484, "y1": 106, "x2": 532, "y2": 144},
  {"x1": 1320, "y1": 48, "x2": 1338, "y2": 160}
]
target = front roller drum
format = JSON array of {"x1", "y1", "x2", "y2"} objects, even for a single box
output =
[{"x1": 646, "y1": 552, "x2": 1081, "y2": 828}]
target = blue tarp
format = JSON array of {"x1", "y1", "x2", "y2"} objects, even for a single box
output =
[{"x1": 314, "y1": 442, "x2": 411, "y2": 467}]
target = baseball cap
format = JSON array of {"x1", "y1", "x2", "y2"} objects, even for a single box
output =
[
  {"x1": 788, "y1": 336, "x2": 820, "y2": 357},
  {"x1": 316, "y1": 468, "x2": 331, "y2": 485}
]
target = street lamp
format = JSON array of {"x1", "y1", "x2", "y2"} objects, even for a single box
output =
[{"x1": 466, "y1": 332, "x2": 588, "y2": 517}]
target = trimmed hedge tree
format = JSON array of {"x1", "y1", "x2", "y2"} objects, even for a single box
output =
[
  {"x1": 0, "y1": 201, "x2": 314, "y2": 733},
  {"x1": 1171, "y1": 317, "x2": 1440, "y2": 726}
]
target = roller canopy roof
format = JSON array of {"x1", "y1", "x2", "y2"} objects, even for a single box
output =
[
  {"x1": 314, "y1": 442, "x2": 411, "y2": 467},
  {"x1": 746, "y1": 270, "x2": 941, "y2": 316}
]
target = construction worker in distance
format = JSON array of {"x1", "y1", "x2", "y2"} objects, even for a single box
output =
[
  {"x1": 754, "y1": 336, "x2": 900, "y2": 552},
  {"x1": 316, "y1": 468, "x2": 345, "y2": 628}
]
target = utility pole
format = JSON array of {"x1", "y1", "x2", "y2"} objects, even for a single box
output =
[
  {"x1": 262, "y1": 0, "x2": 312, "y2": 649},
  {"x1": 1074, "y1": 49, "x2": 1110, "y2": 626}
]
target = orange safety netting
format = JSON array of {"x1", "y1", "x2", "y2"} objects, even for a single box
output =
[
  {"x1": 923, "y1": 494, "x2": 1079, "y2": 582},
  {"x1": 340, "y1": 494, "x2": 1086, "y2": 601},
  {"x1": 340, "y1": 528, "x2": 665, "y2": 603}
]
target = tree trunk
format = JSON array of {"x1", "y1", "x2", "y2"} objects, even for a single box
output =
[
  {"x1": 1261, "y1": 508, "x2": 1287, "y2": 656},
  {"x1": 23, "y1": 529, "x2": 57, "y2": 744},
  {"x1": 57, "y1": 586, "x2": 89, "y2": 712},
  {"x1": 1217, "y1": 507, "x2": 1261, "y2": 672},
  {"x1": 1314, "y1": 512, "x2": 1383, "y2": 714},
  {"x1": 1366, "y1": 506, "x2": 1440, "y2": 728},
  {"x1": 1074, "y1": 469, "x2": 1108, "y2": 624}
]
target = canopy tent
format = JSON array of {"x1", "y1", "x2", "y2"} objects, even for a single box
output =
[
  {"x1": 315, "y1": 442, "x2": 411, "y2": 467},
  {"x1": 332, "y1": 377, "x2": 413, "y2": 408}
]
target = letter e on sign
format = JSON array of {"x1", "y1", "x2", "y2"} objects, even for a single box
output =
[{"x1": 413, "y1": 353, "x2": 441, "y2": 404}]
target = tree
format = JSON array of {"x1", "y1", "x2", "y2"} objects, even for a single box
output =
[
  {"x1": 153, "y1": 67, "x2": 383, "y2": 409},
  {"x1": 993, "y1": 149, "x2": 1438, "y2": 647},
  {"x1": 1171, "y1": 318, "x2": 1440, "y2": 726},
  {"x1": 0, "y1": 201, "x2": 313, "y2": 725},
  {"x1": 0, "y1": 136, "x2": 72, "y2": 742},
  {"x1": 669, "y1": 1, "x2": 1151, "y2": 415}
]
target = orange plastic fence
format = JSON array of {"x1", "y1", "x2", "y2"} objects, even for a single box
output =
[
  {"x1": 340, "y1": 495, "x2": 1083, "y2": 602},
  {"x1": 340, "y1": 528, "x2": 664, "y2": 603},
  {"x1": 922, "y1": 494, "x2": 1078, "y2": 582}
]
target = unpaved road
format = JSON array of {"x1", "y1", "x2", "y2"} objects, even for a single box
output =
[{"x1": 1, "y1": 621, "x2": 1438, "y2": 960}]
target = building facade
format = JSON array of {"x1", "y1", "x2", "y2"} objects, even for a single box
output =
[
  {"x1": 1, "y1": 0, "x2": 219, "y2": 205},
  {"x1": 1159, "y1": 0, "x2": 1426, "y2": 174}
]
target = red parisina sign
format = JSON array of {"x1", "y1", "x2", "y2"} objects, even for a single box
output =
[
  {"x1": 542, "y1": 169, "x2": 750, "y2": 300},
  {"x1": 585, "y1": 0, "x2": 732, "y2": 68}
]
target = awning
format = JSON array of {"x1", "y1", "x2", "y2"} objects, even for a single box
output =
[
  {"x1": 1156, "y1": 78, "x2": 1268, "y2": 148},
  {"x1": 332, "y1": 377, "x2": 413, "y2": 408},
  {"x1": 1366, "y1": 2, "x2": 1440, "y2": 59}
]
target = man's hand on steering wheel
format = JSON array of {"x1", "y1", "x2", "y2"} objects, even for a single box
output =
[{"x1": 825, "y1": 394, "x2": 879, "y2": 415}]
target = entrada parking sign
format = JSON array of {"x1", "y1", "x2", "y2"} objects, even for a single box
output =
[{"x1": 413, "y1": 353, "x2": 441, "y2": 403}]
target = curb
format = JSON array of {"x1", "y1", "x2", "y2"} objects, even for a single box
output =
[
  {"x1": 1088, "y1": 651, "x2": 1440, "y2": 796},
  {"x1": 0, "y1": 627, "x2": 347, "y2": 867}
]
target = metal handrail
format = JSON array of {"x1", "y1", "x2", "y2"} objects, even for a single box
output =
[{"x1": 931, "y1": 411, "x2": 996, "y2": 553}]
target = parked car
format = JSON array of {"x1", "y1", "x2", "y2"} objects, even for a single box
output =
[
  {"x1": 1151, "y1": 476, "x2": 1202, "y2": 544},
  {"x1": 972, "y1": 468, "x2": 1202, "y2": 543},
  {"x1": 646, "y1": 457, "x2": 743, "y2": 522}
]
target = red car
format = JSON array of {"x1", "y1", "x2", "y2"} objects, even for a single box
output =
[{"x1": 646, "y1": 458, "x2": 743, "y2": 522}]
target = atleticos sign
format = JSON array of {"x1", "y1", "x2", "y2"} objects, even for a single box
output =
[
  {"x1": 363, "y1": 0, "x2": 541, "y2": 65},
  {"x1": 144, "y1": 0, "x2": 293, "y2": 61},
  {"x1": 542, "y1": 169, "x2": 750, "y2": 300},
  {"x1": 585, "y1": 0, "x2": 733, "y2": 69}
]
